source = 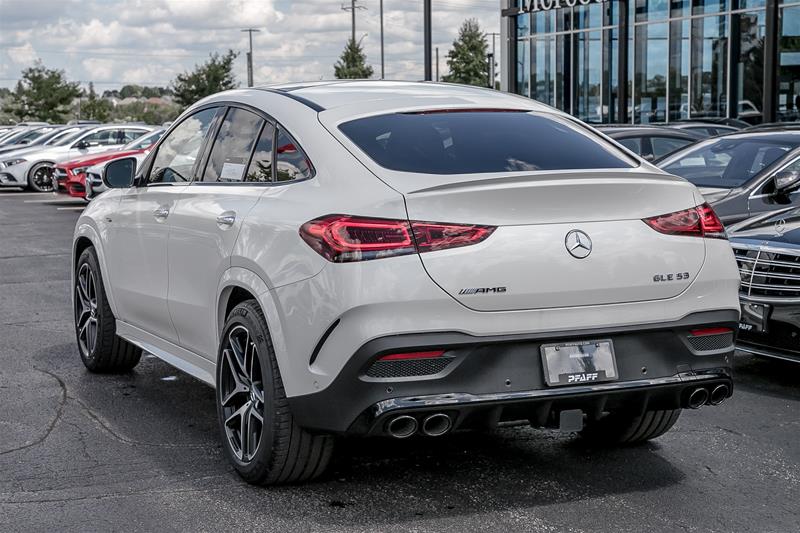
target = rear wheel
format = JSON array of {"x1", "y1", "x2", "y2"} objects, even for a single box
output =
[
  {"x1": 28, "y1": 162, "x2": 55, "y2": 192},
  {"x1": 579, "y1": 408, "x2": 681, "y2": 445},
  {"x1": 216, "y1": 299, "x2": 334, "y2": 485},
  {"x1": 74, "y1": 247, "x2": 141, "y2": 372}
]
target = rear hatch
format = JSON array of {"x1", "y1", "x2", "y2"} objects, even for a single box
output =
[{"x1": 327, "y1": 107, "x2": 706, "y2": 311}]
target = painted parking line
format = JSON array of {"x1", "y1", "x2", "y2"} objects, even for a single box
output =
[
  {"x1": 24, "y1": 198, "x2": 84, "y2": 204},
  {"x1": 56, "y1": 206, "x2": 86, "y2": 211},
  {"x1": 0, "y1": 191, "x2": 50, "y2": 197}
]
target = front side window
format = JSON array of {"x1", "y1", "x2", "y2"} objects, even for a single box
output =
[
  {"x1": 339, "y1": 110, "x2": 635, "y2": 175},
  {"x1": 149, "y1": 107, "x2": 218, "y2": 184},
  {"x1": 122, "y1": 128, "x2": 148, "y2": 143},
  {"x1": 124, "y1": 130, "x2": 164, "y2": 151},
  {"x1": 203, "y1": 108, "x2": 264, "y2": 182},
  {"x1": 78, "y1": 129, "x2": 119, "y2": 147},
  {"x1": 276, "y1": 128, "x2": 313, "y2": 182},
  {"x1": 662, "y1": 137, "x2": 799, "y2": 188}
]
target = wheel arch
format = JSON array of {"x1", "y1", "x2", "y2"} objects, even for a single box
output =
[
  {"x1": 216, "y1": 268, "x2": 291, "y2": 386},
  {"x1": 73, "y1": 223, "x2": 119, "y2": 317}
]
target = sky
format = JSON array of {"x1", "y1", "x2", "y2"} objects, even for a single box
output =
[{"x1": 0, "y1": 0, "x2": 501, "y2": 92}]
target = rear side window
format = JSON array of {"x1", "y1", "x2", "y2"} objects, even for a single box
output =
[
  {"x1": 617, "y1": 137, "x2": 642, "y2": 154},
  {"x1": 339, "y1": 111, "x2": 635, "y2": 174},
  {"x1": 651, "y1": 136, "x2": 693, "y2": 158},
  {"x1": 275, "y1": 127, "x2": 313, "y2": 182},
  {"x1": 245, "y1": 123, "x2": 275, "y2": 182},
  {"x1": 204, "y1": 108, "x2": 264, "y2": 182}
]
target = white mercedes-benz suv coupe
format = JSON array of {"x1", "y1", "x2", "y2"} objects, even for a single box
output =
[{"x1": 72, "y1": 81, "x2": 740, "y2": 485}]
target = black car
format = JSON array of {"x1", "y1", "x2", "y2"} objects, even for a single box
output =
[
  {"x1": 729, "y1": 208, "x2": 800, "y2": 362},
  {"x1": 658, "y1": 131, "x2": 800, "y2": 224},
  {"x1": 665, "y1": 122, "x2": 741, "y2": 138},
  {"x1": 598, "y1": 125, "x2": 703, "y2": 161}
]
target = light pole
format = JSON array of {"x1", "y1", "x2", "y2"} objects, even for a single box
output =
[
  {"x1": 380, "y1": 0, "x2": 385, "y2": 79},
  {"x1": 423, "y1": 0, "x2": 432, "y2": 80},
  {"x1": 241, "y1": 28, "x2": 260, "y2": 87},
  {"x1": 342, "y1": 0, "x2": 366, "y2": 43}
]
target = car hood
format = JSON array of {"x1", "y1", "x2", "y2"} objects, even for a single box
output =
[
  {"x1": 697, "y1": 186, "x2": 734, "y2": 204},
  {"x1": 729, "y1": 207, "x2": 800, "y2": 245},
  {"x1": 60, "y1": 149, "x2": 140, "y2": 169}
]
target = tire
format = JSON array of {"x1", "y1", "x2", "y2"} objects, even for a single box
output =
[
  {"x1": 74, "y1": 247, "x2": 142, "y2": 372},
  {"x1": 27, "y1": 162, "x2": 55, "y2": 192},
  {"x1": 216, "y1": 299, "x2": 334, "y2": 485},
  {"x1": 579, "y1": 408, "x2": 681, "y2": 446}
]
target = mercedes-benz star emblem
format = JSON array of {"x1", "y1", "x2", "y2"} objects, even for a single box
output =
[
  {"x1": 775, "y1": 218, "x2": 787, "y2": 235},
  {"x1": 565, "y1": 230, "x2": 592, "y2": 259}
]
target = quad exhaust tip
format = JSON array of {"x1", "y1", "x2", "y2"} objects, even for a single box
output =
[
  {"x1": 386, "y1": 415, "x2": 417, "y2": 438},
  {"x1": 421, "y1": 413, "x2": 452, "y2": 437},
  {"x1": 687, "y1": 388, "x2": 710, "y2": 409},
  {"x1": 709, "y1": 384, "x2": 729, "y2": 406}
]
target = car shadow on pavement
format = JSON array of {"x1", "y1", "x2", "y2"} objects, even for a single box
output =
[{"x1": 35, "y1": 345, "x2": 686, "y2": 527}]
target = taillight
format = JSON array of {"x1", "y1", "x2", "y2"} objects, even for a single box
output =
[
  {"x1": 642, "y1": 203, "x2": 726, "y2": 239},
  {"x1": 689, "y1": 327, "x2": 733, "y2": 337},
  {"x1": 299, "y1": 215, "x2": 495, "y2": 262}
]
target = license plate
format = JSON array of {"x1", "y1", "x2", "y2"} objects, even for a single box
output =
[
  {"x1": 540, "y1": 339, "x2": 618, "y2": 387},
  {"x1": 739, "y1": 302, "x2": 770, "y2": 333}
]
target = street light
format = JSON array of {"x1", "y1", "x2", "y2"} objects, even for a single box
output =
[{"x1": 241, "y1": 28, "x2": 261, "y2": 87}]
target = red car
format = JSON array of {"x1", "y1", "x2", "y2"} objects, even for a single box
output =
[{"x1": 54, "y1": 129, "x2": 164, "y2": 198}]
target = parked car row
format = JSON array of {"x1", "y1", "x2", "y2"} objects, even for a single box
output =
[{"x1": 0, "y1": 122, "x2": 158, "y2": 192}]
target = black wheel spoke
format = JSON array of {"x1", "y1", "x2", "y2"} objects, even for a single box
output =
[{"x1": 75, "y1": 263, "x2": 99, "y2": 357}]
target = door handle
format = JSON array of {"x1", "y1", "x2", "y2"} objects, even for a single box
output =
[
  {"x1": 216, "y1": 212, "x2": 236, "y2": 228},
  {"x1": 153, "y1": 207, "x2": 170, "y2": 220}
]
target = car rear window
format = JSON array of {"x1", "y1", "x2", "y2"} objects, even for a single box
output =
[{"x1": 338, "y1": 110, "x2": 636, "y2": 174}]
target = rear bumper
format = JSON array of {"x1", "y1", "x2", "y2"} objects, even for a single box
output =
[{"x1": 288, "y1": 310, "x2": 737, "y2": 435}]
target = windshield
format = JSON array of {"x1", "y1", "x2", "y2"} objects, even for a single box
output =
[
  {"x1": 339, "y1": 110, "x2": 636, "y2": 174},
  {"x1": 123, "y1": 129, "x2": 164, "y2": 151},
  {"x1": 662, "y1": 137, "x2": 800, "y2": 188},
  {"x1": 49, "y1": 128, "x2": 85, "y2": 146}
]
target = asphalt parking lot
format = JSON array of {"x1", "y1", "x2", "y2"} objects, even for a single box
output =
[{"x1": 0, "y1": 189, "x2": 798, "y2": 533}]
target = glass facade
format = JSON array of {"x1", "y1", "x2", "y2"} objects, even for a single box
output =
[{"x1": 507, "y1": 0, "x2": 798, "y2": 124}]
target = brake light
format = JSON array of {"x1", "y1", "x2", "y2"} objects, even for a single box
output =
[
  {"x1": 378, "y1": 350, "x2": 446, "y2": 361},
  {"x1": 642, "y1": 203, "x2": 726, "y2": 239},
  {"x1": 300, "y1": 215, "x2": 495, "y2": 262}
]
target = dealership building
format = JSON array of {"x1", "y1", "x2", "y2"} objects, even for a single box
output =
[{"x1": 499, "y1": 0, "x2": 800, "y2": 124}]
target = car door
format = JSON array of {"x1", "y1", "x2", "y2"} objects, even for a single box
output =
[
  {"x1": 748, "y1": 151, "x2": 800, "y2": 217},
  {"x1": 167, "y1": 106, "x2": 269, "y2": 359},
  {"x1": 104, "y1": 107, "x2": 220, "y2": 344}
]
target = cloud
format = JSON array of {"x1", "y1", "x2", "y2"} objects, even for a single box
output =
[
  {"x1": 6, "y1": 43, "x2": 38, "y2": 65},
  {"x1": 0, "y1": 0, "x2": 500, "y2": 89}
]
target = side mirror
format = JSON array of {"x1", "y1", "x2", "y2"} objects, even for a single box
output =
[
  {"x1": 103, "y1": 157, "x2": 137, "y2": 189},
  {"x1": 774, "y1": 170, "x2": 800, "y2": 194},
  {"x1": 75, "y1": 140, "x2": 90, "y2": 149}
]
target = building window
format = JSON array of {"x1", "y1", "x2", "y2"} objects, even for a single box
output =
[
  {"x1": 779, "y1": 5, "x2": 800, "y2": 121},
  {"x1": 669, "y1": 19, "x2": 691, "y2": 120},
  {"x1": 634, "y1": 22, "x2": 668, "y2": 123},
  {"x1": 735, "y1": 10, "x2": 766, "y2": 123},
  {"x1": 517, "y1": 39, "x2": 530, "y2": 97},
  {"x1": 575, "y1": 30, "x2": 603, "y2": 122},
  {"x1": 691, "y1": 15, "x2": 728, "y2": 119}
]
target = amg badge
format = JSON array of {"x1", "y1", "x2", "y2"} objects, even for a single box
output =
[{"x1": 458, "y1": 287, "x2": 507, "y2": 295}]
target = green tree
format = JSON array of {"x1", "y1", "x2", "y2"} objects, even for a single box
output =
[
  {"x1": 442, "y1": 19, "x2": 488, "y2": 87},
  {"x1": 334, "y1": 38, "x2": 373, "y2": 79},
  {"x1": 2, "y1": 62, "x2": 81, "y2": 122},
  {"x1": 81, "y1": 82, "x2": 112, "y2": 121},
  {"x1": 171, "y1": 50, "x2": 239, "y2": 107}
]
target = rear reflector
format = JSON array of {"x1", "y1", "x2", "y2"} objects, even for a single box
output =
[
  {"x1": 689, "y1": 327, "x2": 733, "y2": 337},
  {"x1": 378, "y1": 350, "x2": 446, "y2": 361},
  {"x1": 643, "y1": 203, "x2": 726, "y2": 239},
  {"x1": 300, "y1": 215, "x2": 495, "y2": 262}
]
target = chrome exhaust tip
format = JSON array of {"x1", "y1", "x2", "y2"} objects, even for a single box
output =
[
  {"x1": 687, "y1": 388, "x2": 709, "y2": 409},
  {"x1": 386, "y1": 415, "x2": 418, "y2": 438},
  {"x1": 421, "y1": 413, "x2": 452, "y2": 437},
  {"x1": 709, "y1": 384, "x2": 730, "y2": 406}
]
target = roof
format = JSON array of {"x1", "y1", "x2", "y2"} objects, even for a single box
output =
[
  {"x1": 597, "y1": 125, "x2": 701, "y2": 138},
  {"x1": 257, "y1": 80, "x2": 552, "y2": 114}
]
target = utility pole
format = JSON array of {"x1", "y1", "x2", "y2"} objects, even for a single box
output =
[
  {"x1": 241, "y1": 28, "x2": 260, "y2": 87},
  {"x1": 423, "y1": 0, "x2": 432, "y2": 80},
  {"x1": 342, "y1": 0, "x2": 366, "y2": 43},
  {"x1": 380, "y1": 0, "x2": 385, "y2": 79},
  {"x1": 487, "y1": 32, "x2": 500, "y2": 89},
  {"x1": 435, "y1": 47, "x2": 439, "y2": 82}
]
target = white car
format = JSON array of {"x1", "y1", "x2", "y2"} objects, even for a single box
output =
[
  {"x1": 72, "y1": 81, "x2": 741, "y2": 485},
  {"x1": 0, "y1": 124, "x2": 154, "y2": 191}
]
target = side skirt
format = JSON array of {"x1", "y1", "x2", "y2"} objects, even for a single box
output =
[{"x1": 116, "y1": 321, "x2": 216, "y2": 386}]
